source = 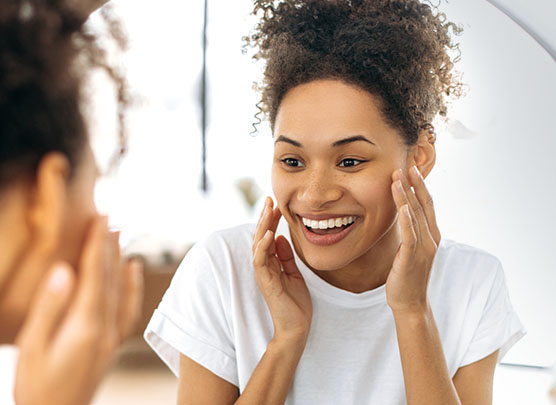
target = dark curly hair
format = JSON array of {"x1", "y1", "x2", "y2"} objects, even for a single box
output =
[
  {"x1": 246, "y1": 0, "x2": 463, "y2": 144},
  {"x1": 0, "y1": 0, "x2": 129, "y2": 191}
]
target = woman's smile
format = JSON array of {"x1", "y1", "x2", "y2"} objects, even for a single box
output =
[{"x1": 297, "y1": 214, "x2": 360, "y2": 246}]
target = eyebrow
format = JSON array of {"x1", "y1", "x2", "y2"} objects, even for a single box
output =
[
  {"x1": 332, "y1": 135, "x2": 375, "y2": 147},
  {"x1": 274, "y1": 135, "x2": 302, "y2": 147},
  {"x1": 274, "y1": 134, "x2": 375, "y2": 147}
]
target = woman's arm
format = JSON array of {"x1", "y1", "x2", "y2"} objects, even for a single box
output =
[
  {"x1": 178, "y1": 355, "x2": 239, "y2": 404},
  {"x1": 178, "y1": 197, "x2": 312, "y2": 404},
  {"x1": 453, "y1": 350, "x2": 499, "y2": 404},
  {"x1": 393, "y1": 307, "x2": 460, "y2": 404},
  {"x1": 178, "y1": 336, "x2": 306, "y2": 404},
  {"x1": 389, "y1": 166, "x2": 497, "y2": 404},
  {"x1": 393, "y1": 308, "x2": 498, "y2": 405}
]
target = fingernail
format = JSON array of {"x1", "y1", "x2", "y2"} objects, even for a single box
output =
[
  {"x1": 412, "y1": 165, "x2": 423, "y2": 179},
  {"x1": 47, "y1": 264, "x2": 71, "y2": 293},
  {"x1": 396, "y1": 180, "x2": 404, "y2": 193},
  {"x1": 129, "y1": 258, "x2": 144, "y2": 274},
  {"x1": 402, "y1": 204, "x2": 411, "y2": 217}
]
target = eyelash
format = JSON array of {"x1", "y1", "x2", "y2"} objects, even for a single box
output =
[
  {"x1": 338, "y1": 158, "x2": 365, "y2": 168},
  {"x1": 281, "y1": 157, "x2": 368, "y2": 169},
  {"x1": 281, "y1": 158, "x2": 304, "y2": 168}
]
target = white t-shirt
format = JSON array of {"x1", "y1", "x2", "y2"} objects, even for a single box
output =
[{"x1": 145, "y1": 220, "x2": 525, "y2": 404}]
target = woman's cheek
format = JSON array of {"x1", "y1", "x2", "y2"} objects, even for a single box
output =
[
  {"x1": 358, "y1": 175, "x2": 397, "y2": 214},
  {"x1": 271, "y1": 165, "x2": 289, "y2": 208}
]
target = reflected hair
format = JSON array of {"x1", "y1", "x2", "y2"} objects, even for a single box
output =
[{"x1": 0, "y1": 0, "x2": 129, "y2": 191}]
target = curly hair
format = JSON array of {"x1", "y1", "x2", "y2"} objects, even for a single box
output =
[
  {"x1": 0, "y1": 0, "x2": 129, "y2": 190},
  {"x1": 245, "y1": 0, "x2": 462, "y2": 144}
]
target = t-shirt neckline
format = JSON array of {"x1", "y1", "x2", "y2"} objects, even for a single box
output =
[{"x1": 276, "y1": 217, "x2": 387, "y2": 309}]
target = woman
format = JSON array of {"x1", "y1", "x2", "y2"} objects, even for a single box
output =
[
  {"x1": 0, "y1": 1, "x2": 142, "y2": 404},
  {"x1": 145, "y1": 1, "x2": 524, "y2": 403}
]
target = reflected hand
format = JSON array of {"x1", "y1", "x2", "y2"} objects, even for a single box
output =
[
  {"x1": 252, "y1": 197, "x2": 312, "y2": 343},
  {"x1": 14, "y1": 216, "x2": 143, "y2": 405},
  {"x1": 386, "y1": 166, "x2": 441, "y2": 314}
]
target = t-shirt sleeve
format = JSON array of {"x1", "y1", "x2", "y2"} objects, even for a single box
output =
[
  {"x1": 143, "y1": 237, "x2": 238, "y2": 386},
  {"x1": 460, "y1": 260, "x2": 525, "y2": 367}
]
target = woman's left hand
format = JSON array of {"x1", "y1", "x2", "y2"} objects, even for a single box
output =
[{"x1": 386, "y1": 166, "x2": 441, "y2": 314}]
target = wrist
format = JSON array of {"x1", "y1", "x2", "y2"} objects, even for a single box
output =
[
  {"x1": 269, "y1": 333, "x2": 308, "y2": 357},
  {"x1": 391, "y1": 302, "x2": 433, "y2": 323}
]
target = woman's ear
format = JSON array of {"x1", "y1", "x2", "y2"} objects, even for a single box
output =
[
  {"x1": 27, "y1": 153, "x2": 70, "y2": 252},
  {"x1": 410, "y1": 130, "x2": 436, "y2": 178}
]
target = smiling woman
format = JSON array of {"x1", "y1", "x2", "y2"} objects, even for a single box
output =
[{"x1": 145, "y1": 1, "x2": 525, "y2": 404}]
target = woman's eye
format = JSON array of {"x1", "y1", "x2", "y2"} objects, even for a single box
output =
[
  {"x1": 282, "y1": 158, "x2": 304, "y2": 168},
  {"x1": 338, "y1": 158, "x2": 363, "y2": 168}
]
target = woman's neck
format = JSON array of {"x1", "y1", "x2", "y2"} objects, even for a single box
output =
[{"x1": 312, "y1": 219, "x2": 401, "y2": 293}]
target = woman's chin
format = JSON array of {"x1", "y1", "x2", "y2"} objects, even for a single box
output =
[{"x1": 298, "y1": 250, "x2": 352, "y2": 273}]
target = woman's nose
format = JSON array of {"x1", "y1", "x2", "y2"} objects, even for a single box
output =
[{"x1": 298, "y1": 169, "x2": 343, "y2": 209}]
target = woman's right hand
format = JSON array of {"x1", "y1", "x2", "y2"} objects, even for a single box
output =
[
  {"x1": 14, "y1": 215, "x2": 143, "y2": 405},
  {"x1": 252, "y1": 197, "x2": 312, "y2": 344}
]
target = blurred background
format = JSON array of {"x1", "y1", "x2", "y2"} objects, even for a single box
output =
[{"x1": 1, "y1": 0, "x2": 555, "y2": 403}]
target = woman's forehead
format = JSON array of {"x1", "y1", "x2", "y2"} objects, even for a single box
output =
[{"x1": 274, "y1": 80, "x2": 401, "y2": 148}]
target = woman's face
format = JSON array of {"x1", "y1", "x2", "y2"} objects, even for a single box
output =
[
  {"x1": 272, "y1": 79, "x2": 412, "y2": 272},
  {"x1": 0, "y1": 141, "x2": 99, "y2": 343},
  {"x1": 58, "y1": 142, "x2": 99, "y2": 267}
]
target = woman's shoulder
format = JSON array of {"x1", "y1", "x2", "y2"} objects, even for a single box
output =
[
  {"x1": 198, "y1": 223, "x2": 257, "y2": 254},
  {"x1": 436, "y1": 239, "x2": 501, "y2": 270},
  {"x1": 176, "y1": 223, "x2": 257, "y2": 282},
  {"x1": 431, "y1": 239, "x2": 504, "y2": 293}
]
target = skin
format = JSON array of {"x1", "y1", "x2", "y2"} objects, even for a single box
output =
[
  {"x1": 178, "y1": 79, "x2": 500, "y2": 404},
  {"x1": 0, "y1": 143, "x2": 143, "y2": 405},
  {"x1": 0, "y1": 147, "x2": 96, "y2": 342}
]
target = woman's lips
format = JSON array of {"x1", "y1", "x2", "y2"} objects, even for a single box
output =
[{"x1": 298, "y1": 215, "x2": 358, "y2": 246}]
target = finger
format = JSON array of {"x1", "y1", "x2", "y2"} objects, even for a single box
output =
[
  {"x1": 391, "y1": 171, "x2": 423, "y2": 241},
  {"x1": 391, "y1": 179, "x2": 420, "y2": 241},
  {"x1": 118, "y1": 259, "x2": 144, "y2": 341},
  {"x1": 394, "y1": 205, "x2": 418, "y2": 270},
  {"x1": 253, "y1": 230, "x2": 277, "y2": 283},
  {"x1": 16, "y1": 263, "x2": 75, "y2": 351},
  {"x1": 408, "y1": 166, "x2": 441, "y2": 244},
  {"x1": 252, "y1": 197, "x2": 273, "y2": 254},
  {"x1": 269, "y1": 206, "x2": 282, "y2": 234},
  {"x1": 275, "y1": 236, "x2": 301, "y2": 277},
  {"x1": 74, "y1": 215, "x2": 109, "y2": 318},
  {"x1": 257, "y1": 196, "x2": 272, "y2": 224},
  {"x1": 104, "y1": 231, "x2": 121, "y2": 340}
]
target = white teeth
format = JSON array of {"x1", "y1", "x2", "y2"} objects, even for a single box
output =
[{"x1": 302, "y1": 215, "x2": 356, "y2": 229}]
